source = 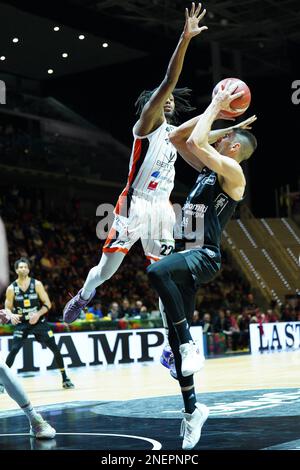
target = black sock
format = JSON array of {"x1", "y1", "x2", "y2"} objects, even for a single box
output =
[
  {"x1": 60, "y1": 369, "x2": 67, "y2": 382},
  {"x1": 182, "y1": 387, "x2": 197, "y2": 414},
  {"x1": 173, "y1": 319, "x2": 192, "y2": 344}
]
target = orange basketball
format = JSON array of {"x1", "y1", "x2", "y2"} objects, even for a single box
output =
[{"x1": 212, "y1": 77, "x2": 251, "y2": 118}]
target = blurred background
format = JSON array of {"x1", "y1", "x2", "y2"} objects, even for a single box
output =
[{"x1": 0, "y1": 0, "x2": 299, "y2": 352}]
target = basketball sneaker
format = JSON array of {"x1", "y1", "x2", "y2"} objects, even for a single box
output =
[
  {"x1": 179, "y1": 340, "x2": 205, "y2": 377},
  {"x1": 160, "y1": 345, "x2": 178, "y2": 380},
  {"x1": 63, "y1": 288, "x2": 96, "y2": 323},
  {"x1": 160, "y1": 344, "x2": 173, "y2": 369},
  {"x1": 62, "y1": 378, "x2": 75, "y2": 389},
  {"x1": 180, "y1": 403, "x2": 209, "y2": 450},
  {"x1": 30, "y1": 414, "x2": 56, "y2": 439}
]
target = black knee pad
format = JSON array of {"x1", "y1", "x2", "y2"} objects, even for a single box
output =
[{"x1": 179, "y1": 374, "x2": 194, "y2": 388}]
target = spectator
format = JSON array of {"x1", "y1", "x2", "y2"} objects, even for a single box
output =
[
  {"x1": 131, "y1": 300, "x2": 143, "y2": 317},
  {"x1": 119, "y1": 298, "x2": 133, "y2": 319},
  {"x1": 200, "y1": 313, "x2": 212, "y2": 333},
  {"x1": 107, "y1": 302, "x2": 120, "y2": 320},
  {"x1": 191, "y1": 310, "x2": 201, "y2": 326},
  {"x1": 88, "y1": 301, "x2": 103, "y2": 319}
]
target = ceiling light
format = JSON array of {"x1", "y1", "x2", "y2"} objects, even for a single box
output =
[
  {"x1": 0, "y1": 56, "x2": 5, "y2": 61},
  {"x1": 79, "y1": 35, "x2": 85, "y2": 40},
  {"x1": 48, "y1": 69, "x2": 54, "y2": 74},
  {"x1": 12, "y1": 38, "x2": 19, "y2": 43},
  {"x1": 102, "y1": 42, "x2": 108, "y2": 48},
  {"x1": 53, "y1": 26, "x2": 60, "y2": 31},
  {"x1": 62, "y1": 53, "x2": 68, "y2": 58}
]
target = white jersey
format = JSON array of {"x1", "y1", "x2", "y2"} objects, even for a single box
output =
[
  {"x1": 105, "y1": 121, "x2": 176, "y2": 258},
  {"x1": 120, "y1": 120, "x2": 177, "y2": 202}
]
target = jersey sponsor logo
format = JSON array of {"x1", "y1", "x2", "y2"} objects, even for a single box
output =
[
  {"x1": 204, "y1": 174, "x2": 216, "y2": 185},
  {"x1": 156, "y1": 160, "x2": 171, "y2": 169},
  {"x1": 148, "y1": 181, "x2": 159, "y2": 191},
  {"x1": 203, "y1": 248, "x2": 216, "y2": 258},
  {"x1": 165, "y1": 151, "x2": 176, "y2": 164},
  {"x1": 214, "y1": 193, "x2": 229, "y2": 215},
  {"x1": 183, "y1": 202, "x2": 208, "y2": 219},
  {"x1": 147, "y1": 171, "x2": 161, "y2": 191},
  {"x1": 23, "y1": 299, "x2": 31, "y2": 308},
  {"x1": 28, "y1": 293, "x2": 38, "y2": 300},
  {"x1": 156, "y1": 150, "x2": 176, "y2": 170}
]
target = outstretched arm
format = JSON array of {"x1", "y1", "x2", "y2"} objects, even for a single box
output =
[
  {"x1": 169, "y1": 108, "x2": 256, "y2": 171},
  {"x1": 208, "y1": 115, "x2": 257, "y2": 144},
  {"x1": 134, "y1": 3, "x2": 207, "y2": 136}
]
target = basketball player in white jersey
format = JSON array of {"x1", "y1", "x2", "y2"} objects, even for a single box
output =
[
  {"x1": 63, "y1": 3, "x2": 209, "y2": 324},
  {"x1": 0, "y1": 218, "x2": 56, "y2": 439}
]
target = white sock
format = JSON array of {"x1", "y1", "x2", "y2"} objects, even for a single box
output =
[{"x1": 21, "y1": 403, "x2": 41, "y2": 424}]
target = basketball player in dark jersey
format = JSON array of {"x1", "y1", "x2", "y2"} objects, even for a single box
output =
[
  {"x1": 0, "y1": 220, "x2": 56, "y2": 438},
  {"x1": 0, "y1": 257, "x2": 74, "y2": 391},
  {"x1": 147, "y1": 80, "x2": 257, "y2": 449}
]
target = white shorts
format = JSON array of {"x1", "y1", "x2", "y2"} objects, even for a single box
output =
[{"x1": 103, "y1": 194, "x2": 175, "y2": 261}]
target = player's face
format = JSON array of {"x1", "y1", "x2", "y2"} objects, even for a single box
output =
[
  {"x1": 214, "y1": 133, "x2": 232, "y2": 154},
  {"x1": 16, "y1": 262, "x2": 30, "y2": 277},
  {"x1": 215, "y1": 134, "x2": 240, "y2": 159},
  {"x1": 163, "y1": 95, "x2": 175, "y2": 117}
]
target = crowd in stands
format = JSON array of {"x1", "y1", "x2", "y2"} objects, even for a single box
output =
[{"x1": 1, "y1": 191, "x2": 299, "y2": 352}]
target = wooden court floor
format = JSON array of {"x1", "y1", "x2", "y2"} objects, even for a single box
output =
[{"x1": 1, "y1": 350, "x2": 300, "y2": 411}]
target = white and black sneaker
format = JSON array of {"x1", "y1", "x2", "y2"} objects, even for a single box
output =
[
  {"x1": 30, "y1": 414, "x2": 56, "y2": 439},
  {"x1": 179, "y1": 341, "x2": 205, "y2": 377},
  {"x1": 180, "y1": 403, "x2": 209, "y2": 450}
]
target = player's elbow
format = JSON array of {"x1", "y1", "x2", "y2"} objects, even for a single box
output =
[
  {"x1": 187, "y1": 137, "x2": 207, "y2": 154},
  {"x1": 169, "y1": 130, "x2": 183, "y2": 145},
  {"x1": 186, "y1": 137, "x2": 200, "y2": 152}
]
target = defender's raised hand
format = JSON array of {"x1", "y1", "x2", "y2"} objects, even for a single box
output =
[
  {"x1": 233, "y1": 115, "x2": 257, "y2": 130},
  {"x1": 183, "y1": 3, "x2": 208, "y2": 39}
]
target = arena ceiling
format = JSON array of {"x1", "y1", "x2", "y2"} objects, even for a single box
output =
[{"x1": 0, "y1": 0, "x2": 299, "y2": 79}]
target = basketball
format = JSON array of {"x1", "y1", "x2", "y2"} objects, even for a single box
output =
[{"x1": 212, "y1": 77, "x2": 251, "y2": 118}]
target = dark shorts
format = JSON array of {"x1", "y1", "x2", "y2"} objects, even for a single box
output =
[
  {"x1": 13, "y1": 321, "x2": 54, "y2": 345},
  {"x1": 178, "y1": 245, "x2": 221, "y2": 287}
]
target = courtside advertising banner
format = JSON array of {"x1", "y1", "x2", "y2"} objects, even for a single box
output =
[
  {"x1": 250, "y1": 322, "x2": 300, "y2": 353},
  {"x1": 0, "y1": 326, "x2": 203, "y2": 373}
]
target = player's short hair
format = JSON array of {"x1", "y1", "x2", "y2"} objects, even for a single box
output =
[
  {"x1": 14, "y1": 257, "x2": 30, "y2": 271},
  {"x1": 231, "y1": 129, "x2": 257, "y2": 161},
  {"x1": 135, "y1": 87, "x2": 196, "y2": 125}
]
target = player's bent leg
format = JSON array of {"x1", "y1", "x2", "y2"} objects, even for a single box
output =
[
  {"x1": 81, "y1": 251, "x2": 126, "y2": 300},
  {"x1": 5, "y1": 333, "x2": 26, "y2": 368},
  {"x1": 144, "y1": 240, "x2": 175, "y2": 375},
  {"x1": 167, "y1": 324, "x2": 209, "y2": 450},
  {"x1": 0, "y1": 355, "x2": 56, "y2": 438},
  {"x1": 0, "y1": 354, "x2": 29, "y2": 405},
  {"x1": 63, "y1": 252, "x2": 126, "y2": 323},
  {"x1": 43, "y1": 334, "x2": 74, "y2": 389}
]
